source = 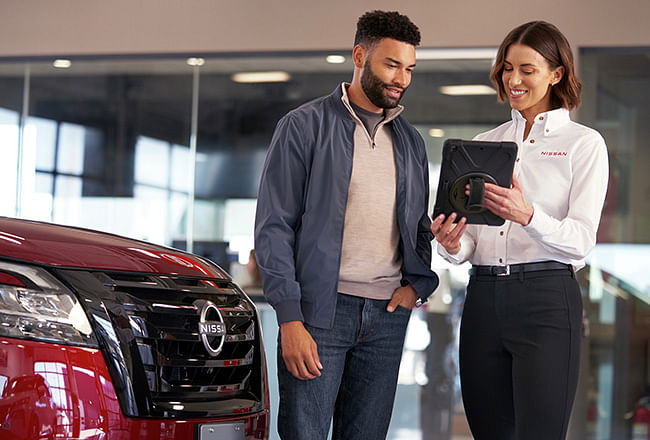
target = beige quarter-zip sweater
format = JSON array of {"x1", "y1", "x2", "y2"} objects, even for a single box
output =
[{"x1": 337, "y1": 83, "x2": 402, "y2": 300}]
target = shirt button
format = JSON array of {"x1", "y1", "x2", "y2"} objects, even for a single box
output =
[
  {"x1": 530, "y1": 139, "x2": 535, "y2": 144},
  {"x1": 516, "y1": 158, "x2": 520, "y2": 162},
  {"x1": 499, "y1": 258, "x2": 503, "y2": 263},
  {"x1": 546, "y1": 129, "x2": 550, "y2": 133},
  {"x1": 500, "y1": 231, "x2": 504, "y2": 236},
  {"x1": 539, "y1": 116, "x2": 544, "y2": 120}
]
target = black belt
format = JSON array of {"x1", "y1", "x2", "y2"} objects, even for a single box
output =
[{"x1": 469, "y1": 261, "x2": 573, "y2": 277}]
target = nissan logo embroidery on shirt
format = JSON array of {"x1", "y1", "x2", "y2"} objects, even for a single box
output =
[
  {"x1": 540, "y1": 151, "x2": 568, "y2": 157},
  {"x1": 195, "y1": 300, "x2": 227, "y2": 356}
]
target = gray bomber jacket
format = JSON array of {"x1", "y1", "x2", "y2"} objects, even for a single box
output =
[{"x1": 254, "y1": 85, "x2": 439, "y2": 329}]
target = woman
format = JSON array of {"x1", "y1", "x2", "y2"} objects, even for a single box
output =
[{"x1": 431, "y1": 21, "x2": 608, "y2": 439}]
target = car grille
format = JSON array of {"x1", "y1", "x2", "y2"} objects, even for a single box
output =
[{"x1": 57, "y1": 269, "x2": 266, "y2": 418}]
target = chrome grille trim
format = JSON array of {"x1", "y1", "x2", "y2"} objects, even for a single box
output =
[
  {"x1": 158, "y1": 371, "x2": 252, "y2": 394},
  {"x1": 90, "y1": 271, "x2": 263, "y2": 417},
  {"x1": 154, "y1": 346, "x2": 255, "y2": 368}
]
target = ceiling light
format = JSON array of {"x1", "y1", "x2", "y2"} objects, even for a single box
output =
[
  {"x1": 53, "y1": 59, "x2": 71, "y2": 69},
  {"x1": 231, "y1": 71, "x2": 291, "y2": 83},
  {"x1": 428, "y1": 128, "x2": 445, "y2": 138},
  {"x1": 186, "y1": 57, "x2": 205, "y2": 67},
  {"x1": 439, "y1": 85, "x2": 497, "y2": 96},
  {"x1": 326, "y1": 55, "x2": 346, "y2": 64},
  {"x1": 416, "y1": 48, "x2": 497, "y2": 60}
]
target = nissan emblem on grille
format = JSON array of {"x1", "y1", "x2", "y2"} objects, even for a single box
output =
[{"x1": 195, "y1": 300, "x2": 227, "y2": 356}]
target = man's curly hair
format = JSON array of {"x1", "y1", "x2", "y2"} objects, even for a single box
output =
[{"x1": 354, "y1": 10, "x2": 421, "y2": 48}]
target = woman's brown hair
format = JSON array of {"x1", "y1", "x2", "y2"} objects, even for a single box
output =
[{"x1": 490, "y1": 21, "x2": 582, "y2": 110}]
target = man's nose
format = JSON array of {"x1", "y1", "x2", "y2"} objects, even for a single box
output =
[{"x1": 394, "y1": 69, "x2": 409, "y2": 87}]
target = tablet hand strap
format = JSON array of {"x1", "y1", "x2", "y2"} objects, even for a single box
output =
[{"x1": 466, "y1": 177, "x2": 485, "y2": 210}]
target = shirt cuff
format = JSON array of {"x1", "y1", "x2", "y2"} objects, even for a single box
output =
[
  {"x1": 436, "y1": 241, "x2": 467, "y2": 264},
  {"x1": 523, "y1": 202, "x2": 557, "y2": 238}
]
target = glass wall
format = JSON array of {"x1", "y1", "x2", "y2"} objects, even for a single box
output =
[
  {"x1": 575, "y1": 48, "x2": 650, "y2": 440},
  {"x1": 0, "y1": 68, "x2": 23, "y2": 218},
  {"x1": 1, "y1": 47, "x2": 649, "y2": 439}
]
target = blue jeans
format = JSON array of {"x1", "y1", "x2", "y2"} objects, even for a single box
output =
[{"x1": 277, "y1": 292, "x2": 412, "y2": 440}]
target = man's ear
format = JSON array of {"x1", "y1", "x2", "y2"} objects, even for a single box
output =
[{"x1": 352, "y1": 44, "x2": 367, "y2": 68}]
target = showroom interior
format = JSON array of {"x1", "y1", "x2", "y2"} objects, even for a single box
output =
[{"x1": 1, "y1": 1, "x2": 650, "y2": 439}]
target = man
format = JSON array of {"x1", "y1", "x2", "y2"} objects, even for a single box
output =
[{"x1": 254, "y1": 10, "x2": 439, "y2": 440}]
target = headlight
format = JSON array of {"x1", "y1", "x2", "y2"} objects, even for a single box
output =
[{"x1": 0, "y1": 261, "x2": 97, "y2": 347}]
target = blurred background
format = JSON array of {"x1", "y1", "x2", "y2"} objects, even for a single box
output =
[{"x1": 1, "y1": 1, "x2": 649, "y2": 438}]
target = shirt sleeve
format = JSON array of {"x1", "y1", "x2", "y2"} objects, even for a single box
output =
[
  {"x1": 254, "y1": 113, "x2": 308, "y2": 324},
  {"x1": 523, "y1": 133, "x2": 609, "y2": 260}
]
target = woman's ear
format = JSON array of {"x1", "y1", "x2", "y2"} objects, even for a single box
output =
[{"x1": 551, "y1": 66, "x2": 565, "y2": 86}]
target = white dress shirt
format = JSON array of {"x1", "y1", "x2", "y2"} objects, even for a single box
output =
[{"x1": 438, "y1": 108, "x2": 609, "y2": 271}]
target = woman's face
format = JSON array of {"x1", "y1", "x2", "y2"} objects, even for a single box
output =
[{"x1": 501, "y1": 43, "x2": 564, "y2": 120}]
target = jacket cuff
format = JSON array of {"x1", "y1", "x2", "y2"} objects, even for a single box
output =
[
  {"x1": 274, "y1": 300, "x2": 304, "y2": 325},
  {"x1": 402, "y1": 274, "x2": 439, "y2": 302}
]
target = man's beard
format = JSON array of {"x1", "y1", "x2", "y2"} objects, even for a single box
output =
[{"x1": 360, "y1": 59, "x2": 407, "y2": 109}]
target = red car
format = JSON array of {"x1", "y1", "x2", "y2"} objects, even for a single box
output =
[{"x1": 0, "y1": 217, "x2": 269, "y2": 439}]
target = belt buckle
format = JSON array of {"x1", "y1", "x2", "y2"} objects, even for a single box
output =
[{"x1": 495, "y1": 265, "x2": 510, "y2": 276}]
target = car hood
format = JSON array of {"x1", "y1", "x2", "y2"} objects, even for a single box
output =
[{"x1": 0, "y1": 217, "x2": 230, "y2": 279}]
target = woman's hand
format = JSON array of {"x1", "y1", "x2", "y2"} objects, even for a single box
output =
[
  {"x1": 480, "y1": 174, "x2": 534, "y2": 226},
  {"x1": 431, "y1": 212, "x2": 467, "y2": 255}
]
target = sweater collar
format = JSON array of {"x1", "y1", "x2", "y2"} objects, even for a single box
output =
[{"x1": 339, "y1": 83, "x2": 404, "y2": 123}]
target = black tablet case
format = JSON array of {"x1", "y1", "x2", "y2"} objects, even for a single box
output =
[{"x1": 432, "y1": 139, "x2": 518, "y2": 226}]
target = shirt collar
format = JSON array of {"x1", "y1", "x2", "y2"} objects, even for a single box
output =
[
  {"x1": 340, "y1": 82, "x2": 404, "y2": 123},
  {"x1": 511, "y1": 107, "x2": 571, "y2": 136}
]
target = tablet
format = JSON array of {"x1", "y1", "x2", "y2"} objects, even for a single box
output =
[{"x1": 432, "y1": 139, "x2": 518, "y2": 226}]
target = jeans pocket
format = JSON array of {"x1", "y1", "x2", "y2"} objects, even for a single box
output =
[{"x1": 394, "y1": 304, "x2": 413, "y2": 316}]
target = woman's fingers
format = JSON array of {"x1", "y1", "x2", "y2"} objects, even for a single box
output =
[
  {"x1": 431, "y1": 213, "x2": 466, "y2": 255},
  {"x1": 447, "y1": 217, "x2": 467, "y2": 242},
  {"x1": 430, "y1": 214, "x2": 445, "y2": 235},
  {"x1": 438, "y1": 213, "x2": 457, "y2": 236}
]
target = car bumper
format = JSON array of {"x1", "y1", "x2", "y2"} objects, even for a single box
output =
[{"x1": 0, "y1": 337, "x2": 269, "y2": 439}]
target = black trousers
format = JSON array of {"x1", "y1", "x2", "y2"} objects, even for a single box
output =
[{"x1": 459, "y1": 268, "x2": 582, "y2": 440}]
